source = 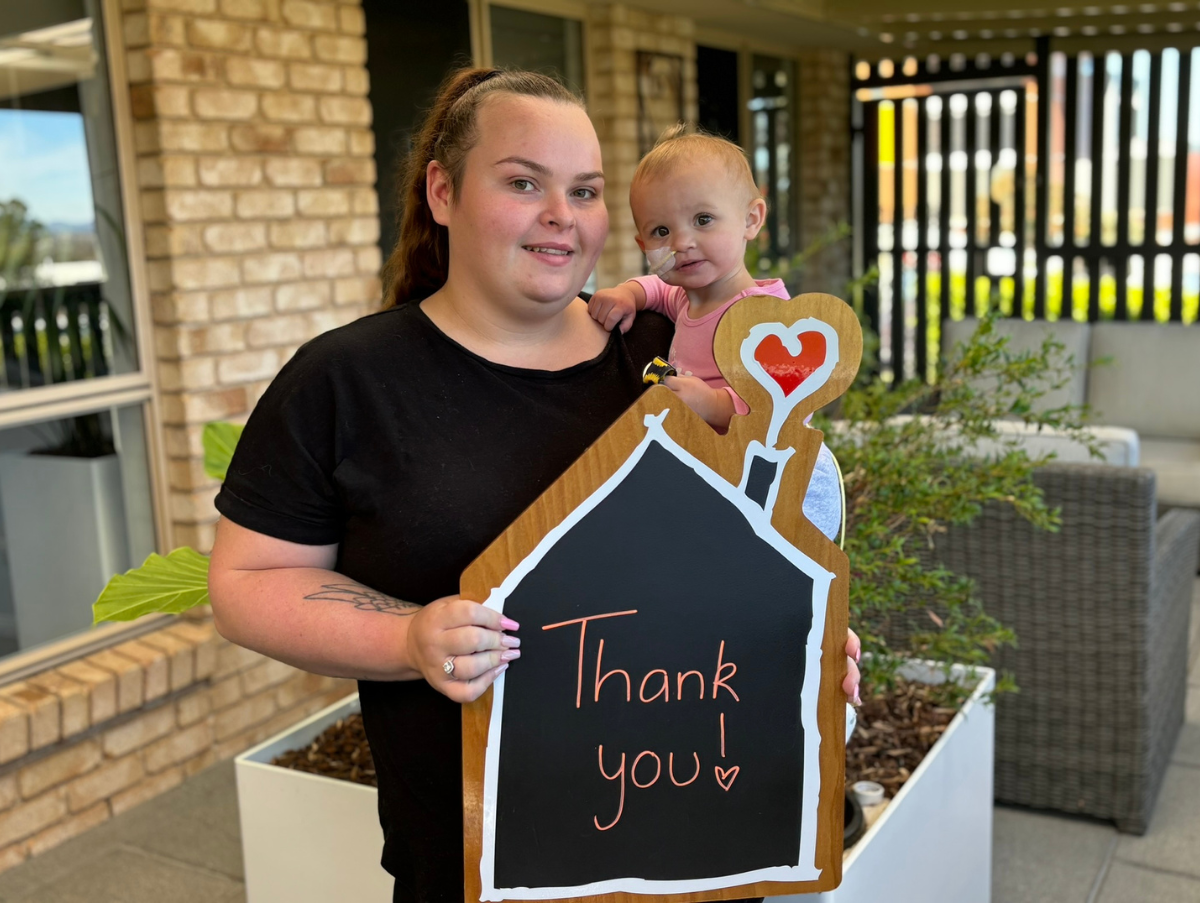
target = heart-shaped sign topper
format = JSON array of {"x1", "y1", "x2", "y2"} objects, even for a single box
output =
[
  {"x1": 753, "y1": 332, "x2": 827, "y2": 397},
  {"x1": 740, "y1": 318, "x2": 840, "y2": 448}
]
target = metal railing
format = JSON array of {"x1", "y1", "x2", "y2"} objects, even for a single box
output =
[
  {"x1": 0, "y1": 282, "x2": 116, "y2": 392},
  {"x1": 853, "y1": 39, "x2": 1199, "y2": 383}
]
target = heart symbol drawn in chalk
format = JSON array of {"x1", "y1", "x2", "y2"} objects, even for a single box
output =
[
  {"x1": 752, "y1": 331, "x2": 828, "y2": 397},
  {"x1": 714, "y1": 765, "x2": 740, "y2": 791}
]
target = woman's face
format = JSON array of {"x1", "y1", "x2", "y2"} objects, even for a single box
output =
[{"x1": 436, "y1": 94, "x2": 607, "y2": 312}]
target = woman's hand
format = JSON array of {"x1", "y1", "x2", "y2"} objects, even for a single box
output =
[
  {"x1": 844, "y1": 628, "x2": 862, "y2": 706},
  {"x1": 405, "y1": 596, "x2": 521, "y2": 703},
  {"x1": 587, "y1": 284, "x2": 640, "y2": 333}
]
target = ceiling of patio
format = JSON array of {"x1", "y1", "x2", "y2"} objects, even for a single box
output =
[{"x1": 627, "y1": 0, "x2": 1200, "y2": 57}]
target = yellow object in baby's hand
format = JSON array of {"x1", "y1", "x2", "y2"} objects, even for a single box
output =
[{"x1": 641, "y1": 356, "x2": 677, "y2": 385}]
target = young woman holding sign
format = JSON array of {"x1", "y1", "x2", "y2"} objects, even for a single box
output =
[{"x1": 207, "y1": 67, "x2": 862, "y2": 902}]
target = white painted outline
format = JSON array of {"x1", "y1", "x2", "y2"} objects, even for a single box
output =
[
  {"x1": 477, "y1": 412, "x2": 833, "y2": 900},
  {"x1": 741, "y1": 318, "x2": 841, "y2": 448}
]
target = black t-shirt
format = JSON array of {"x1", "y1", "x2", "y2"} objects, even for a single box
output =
[{"x1": 215, "y1": 301, "x2": 672, "y2": 899}]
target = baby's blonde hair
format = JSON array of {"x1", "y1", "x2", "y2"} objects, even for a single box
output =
[{"x1": 631, "y1": 123, "x2": 761, "y2": 203}]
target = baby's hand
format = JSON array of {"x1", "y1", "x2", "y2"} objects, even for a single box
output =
[
  {"x1": 587, "y1": 285, "x2": 639, "y2": 333},
  {"x1": 663, "y1": 374, "x2": 736, "y2": 431}
]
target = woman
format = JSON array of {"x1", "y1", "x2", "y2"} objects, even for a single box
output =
[{"x1": 208, "y1": 67, "x2": 861, "y2": 901}]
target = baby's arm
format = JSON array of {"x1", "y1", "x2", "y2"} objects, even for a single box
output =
[
  {"x1": 663, "y1": 374, "x2": 737, "y2": 431},
  {"x1": 587, "y1": 281, "x2": 647, "y2": 333}
]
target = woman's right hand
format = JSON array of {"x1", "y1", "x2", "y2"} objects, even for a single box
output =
[{"x1": 405, "y1": 596, "x2": 521, "y2": 702}]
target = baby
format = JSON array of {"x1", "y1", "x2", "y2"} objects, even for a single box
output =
[{"x1": 587, "y1": 125, "x2": 842, "y2": 540}]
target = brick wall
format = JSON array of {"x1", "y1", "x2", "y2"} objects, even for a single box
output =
[
  {"x1": 0, "y1": 616, "x2": 353, "y2": 871},
  {"x1": 796, "y1": 50, "x2": 852, "y2": 294},
  {"x1": 120, "y1": 0, "x2": 383, "y2": 553},
  {"x1": 586, "y1": 5, "x2": 697, "y2": 290}
]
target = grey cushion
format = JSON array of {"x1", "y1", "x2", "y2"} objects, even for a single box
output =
[
  {"x1": 1138, "y1": 437, "x2": 1200, "y2": 506},
  {"x1": 941, "y1": 317, "x2": 1091, "y2": 413},
  {"x1": 1087, "y1": 323, "x2": 1200, "y2": 440},
  {"x1": 830, "y1": 417, "x2": 1139, "y2": 466},
  {"x1": 986, "y1": 421, "x2": 1140, "y2": 466}
]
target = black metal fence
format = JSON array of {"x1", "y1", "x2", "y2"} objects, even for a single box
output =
[{"x1": 853, "y1": 39, "x2": 1199, "y2": 383}]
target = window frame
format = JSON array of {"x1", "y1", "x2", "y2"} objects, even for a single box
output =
[
  {"x1": 469, "y1": 0, "x2": 589, "y2": 88},
  {"x1": 0, "y1": 0, "x2": 173, "y2": 682}
]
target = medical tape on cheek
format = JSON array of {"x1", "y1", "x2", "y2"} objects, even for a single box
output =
[{"x1": 645, "y1": 247, "x2": 676, "y2": 277}]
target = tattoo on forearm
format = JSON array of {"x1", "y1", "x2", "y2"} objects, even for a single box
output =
[{"x1": 303, "y1": 583, "x2": 421, "y2": 617}]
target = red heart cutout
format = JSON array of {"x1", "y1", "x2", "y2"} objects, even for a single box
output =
[
  {"x1": 714, "y1": 765, "x2": 740, "y2": 791},
  {"x1": 753, "y1": 332, "x2": 827, "y2": 396}
]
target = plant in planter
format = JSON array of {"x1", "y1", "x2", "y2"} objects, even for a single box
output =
[
  {"x1": 794, "y1": 313, "x2": 1101, "y2": 903},
  {"x1": 827, "y1": 312, "x2": 1099, "y2": 709}
]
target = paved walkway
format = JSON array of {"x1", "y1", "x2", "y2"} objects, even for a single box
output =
[{"x1": 0, "y1": 581, "x2": 1194, "y2": 903}]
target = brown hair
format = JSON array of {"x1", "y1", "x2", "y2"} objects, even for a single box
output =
[
  {"x1": 382, "y1": 68, "x2": 583, "y2": 307},
  {"x1": 630, "y1": 122, "x2": 760, "y2": 207}
]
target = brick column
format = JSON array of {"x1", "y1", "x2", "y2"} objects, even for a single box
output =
[
  {"x1": 119, "y1": 0, "x2": 382, "y2": 552},
  {"x1": 586, "y1": 5, "x2": 697, "y2": 290},
  {"x1": 796, "y1": 50, "x2": 852, "y2": 294}
]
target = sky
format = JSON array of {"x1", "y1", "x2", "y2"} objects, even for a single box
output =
[{"x1": 0, "y1": 109, "x2": 95, "y2": 229}]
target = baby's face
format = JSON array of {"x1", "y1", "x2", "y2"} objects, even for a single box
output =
[{"x1": 631, "y1": 162, "x2": 760, "y2": 290}]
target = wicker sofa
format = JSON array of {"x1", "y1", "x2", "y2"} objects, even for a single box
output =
[{"x1": 927, "y1": 462, "x2": 1200, "y2": 834}]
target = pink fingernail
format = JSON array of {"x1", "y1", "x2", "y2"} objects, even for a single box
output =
[
  {"x1": 500, "y1": 617, "x2": 520, "y2": 631},
  {"x1": 855, "y1": 647, "x2": 861, "y2": 664},
  {"x1": 852, "y1": 684, "x2": 862, "y2": 707},
  {"x1": 501, "y1": 649, "x2": 521, "y2": 662},
  {"x1": 502, "y1": 635, "x2": 521, "y2": 648},
  {"x1": 496, "y1": 663, "x2": 509, "y2": 675}
]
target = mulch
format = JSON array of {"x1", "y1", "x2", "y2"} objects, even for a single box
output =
[
  {"x1": 274, "y1": 679, "x2": 960, "y2": 801},
  {"x1": 846, "y1": 677, "x2": 959, "y2": 798},
  {"x1": 270, "y1": 713, "x2": 377, "y2": 787}
]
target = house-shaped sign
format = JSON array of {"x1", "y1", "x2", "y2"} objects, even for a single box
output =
[{"x1": 462, "y1": 293, "x2": 863, "y2": 903}]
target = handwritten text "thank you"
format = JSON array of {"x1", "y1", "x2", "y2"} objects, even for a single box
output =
[{"x1": 542, "y1": 609, "x2": 742, "y2": 830}]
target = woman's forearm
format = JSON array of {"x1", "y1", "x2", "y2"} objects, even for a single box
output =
[
  {"x1": 210, "y1": 564, "x2": 424, "y2": 681},
  {"x1": 208, "y1": 517, "x2": 426, "y2": 681}
]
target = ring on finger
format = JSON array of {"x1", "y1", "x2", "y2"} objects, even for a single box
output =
[{"x1": 442, "y1": 656, "x2": 456, "y2": 678}]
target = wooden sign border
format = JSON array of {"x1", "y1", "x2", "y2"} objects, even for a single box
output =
[{"x1": 461, "y1": 293, "x2": 863, "y2": 902}]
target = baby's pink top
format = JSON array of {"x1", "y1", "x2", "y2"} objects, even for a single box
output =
[{"x1": 629, "y1": 275, "x2": 790, "y2": 415}]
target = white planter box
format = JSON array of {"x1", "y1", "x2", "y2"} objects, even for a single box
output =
[
  {"x1": 236, "y1": 666, "x2": 994, "y2": 903},
  {"x1": 793, "y1": 663, "x2": 996, "y2": 903},
  {"x1": 235, "y1": 694, "x2": 391, "y2": 903}
]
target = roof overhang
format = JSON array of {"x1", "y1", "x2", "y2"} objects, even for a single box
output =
[{"x1": 599, "y1": 0, "x2": 1200, "y2": 58}]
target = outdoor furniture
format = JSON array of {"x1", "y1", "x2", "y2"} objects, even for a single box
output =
[
  {"x1": 942, "y1": 318, "x2": 1200, "y2": 513},
  {"x1": 927, "y1": 462, "x2": 1200, "y2": 834}
]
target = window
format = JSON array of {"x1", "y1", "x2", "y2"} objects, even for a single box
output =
[
  {"x1": 0, "y1": 1, "x2": 158, "y2": 658},
  {"x1": 749, "y1": 54, "x2": 796, "y2": 269},
  {"x1": 489, "y1": 5, "x2": 584, "y2": 95}
]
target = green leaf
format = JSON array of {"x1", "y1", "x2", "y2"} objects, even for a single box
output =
[
  {"x1": 92, "y1": 547, "x2": 210, "y2": 624},
  {"x1": 203, "y1": 421, "x2": 243, "y2": 481}
]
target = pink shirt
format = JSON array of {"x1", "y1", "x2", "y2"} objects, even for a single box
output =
[{"x1": 629, "y1": 275, "x2": 790, "y2": 415}]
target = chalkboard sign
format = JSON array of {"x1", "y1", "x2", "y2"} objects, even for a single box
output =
[{"x1": 462, "y1": 294, "x2": 862, "y2": 902}]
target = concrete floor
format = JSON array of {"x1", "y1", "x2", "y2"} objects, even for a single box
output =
[{"x1": 0, "y1": 581, "x2": 1194, "y2": 903}]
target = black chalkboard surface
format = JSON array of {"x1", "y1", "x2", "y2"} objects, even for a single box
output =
[{"x1": 477, "y1": 416, "x2": 833, "y2": 898}]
